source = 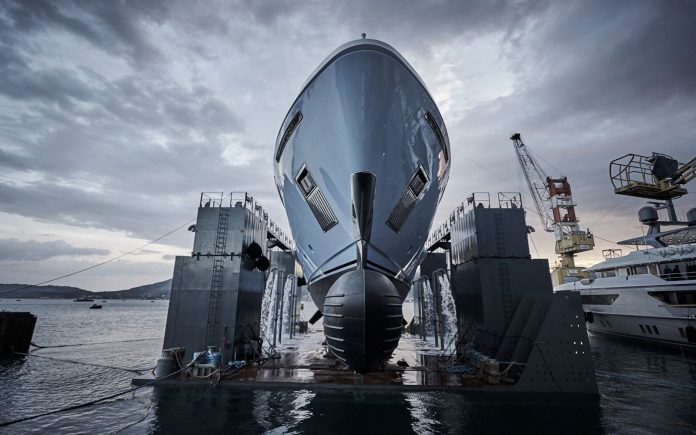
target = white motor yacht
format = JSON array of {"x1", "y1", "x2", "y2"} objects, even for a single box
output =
[{"x1": 556, "y1": 152, "x2": 696, "y2": 350}]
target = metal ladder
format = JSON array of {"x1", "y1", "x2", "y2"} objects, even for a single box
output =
[
  {"x1": 498, "y1": 262, "x2": 513, "y2": 328},
  {"x1": 493, "y1": 211, "x2": 506, "y2": 254},
  {"x1": 205, "y1": 207, "x2": 229, "y2": 345}
]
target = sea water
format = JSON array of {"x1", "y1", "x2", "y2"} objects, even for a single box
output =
[{"x1": 1, "y1": 299, "x2": 695, "y2": 434}]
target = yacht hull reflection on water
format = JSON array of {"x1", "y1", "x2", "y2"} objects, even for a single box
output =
[{"x1": 273, "y1": 39, "x2": 451, "y2": 372}]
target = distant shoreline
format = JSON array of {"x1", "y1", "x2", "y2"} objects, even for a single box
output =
[
  {"x1": 1, "y1": 296, "x2": 169, "y2": 300},
  {"x1": 0, "y1": 279, "x2": 172, "y2": 300}
]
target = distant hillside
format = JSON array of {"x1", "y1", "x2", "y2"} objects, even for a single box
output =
[
  {"x1": 0, "y1": 279, "x2": 172, "y2": 299},
  {"x1": 0, "y1": 284, "x2": 92, "y2": 299},
  {"x1": 94, "y1": 280, "x2": 172, "y2": 299}
]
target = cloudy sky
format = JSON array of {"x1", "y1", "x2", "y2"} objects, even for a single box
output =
[{"x1": 1, "y1": 0, "x2": 694, "y2": 291}]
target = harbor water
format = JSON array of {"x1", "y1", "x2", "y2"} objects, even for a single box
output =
[{"x1": 1, "y1": 299, "x2": 695, "y2": 434}]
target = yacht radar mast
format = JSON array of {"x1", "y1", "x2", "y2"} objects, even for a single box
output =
[{"x1": 609, "y1": 152, "x2": 696, "y2": 248}]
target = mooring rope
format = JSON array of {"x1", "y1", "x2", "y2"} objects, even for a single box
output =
[
  {"x1": 30, "y1": 337, "x2": 161, "y2": 351},
  {"x1": 0, "y1": 353, "x2": 206, "y2": 428},
  {"x1": 0, "y1": 217, "x2": 195, "y2": 296},
  {"x1": 594, "y1": 369, "x2": 696, "y2": 391},
  {"x1": 111, "y1": 399, "x2": 154, "y2": 434},
  {"x1": 14, "y1": 351, "x2": 156, "y2": 374}
]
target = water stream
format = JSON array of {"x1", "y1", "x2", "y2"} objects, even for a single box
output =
[
  {"x1": 259, "y1": 269, "x2": 278, "y2": 343},
  {"x1": 437, "y1": 273, "x2": 457, "y2": 351},
  {"x1": 281, "y1": 276, "x2": 294, "y2": 339},
  {"x1": 422, "y1": 279, "x2": 435, "y2": 340}
]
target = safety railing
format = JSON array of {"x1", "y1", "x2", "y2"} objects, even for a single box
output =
[
  {"x1": 609, "y1": 154, "x2": 655, "y2": 190},
  {"x1": 425, "y1": 192, "x2": 522, "y2": 250},
  {"x1": 199, "y1": 191, "x2": 294, "y2": 250}
]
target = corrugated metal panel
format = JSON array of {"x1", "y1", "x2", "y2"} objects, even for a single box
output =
[
  {"x1": 451, "y1": 257, "x2": 552, "y2": 355},
  {"x1": 450, "y1": 207, "x2": 530, "y2": 265},
  {"x1": 386, "y1": 189, "x2": 417, "y2": 232},
  {"x1": 306, "y1": 188, "x2": 338, "y2": 231}
]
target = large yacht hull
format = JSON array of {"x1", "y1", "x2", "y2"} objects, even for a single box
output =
[
  {"x1": 558, "y1": 275, "x2": 696, "y2": 351},
  {"x1": 585, "y1": 312, "x2": 696, "y2": 351},
  {"x1": 273, "y1": 40, "x2": 450, "y2": 372}
]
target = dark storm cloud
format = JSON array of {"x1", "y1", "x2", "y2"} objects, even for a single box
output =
[
  {"x1": 447, "y1": 0, "x2": 696, "y2": 181},
  {"x1": 2, "y1": 0, "x2": 168, "y2": 65},
  {"x1": 0, "y1": 68, "x2": 270, "y2": 238},
  {"x1": 0, "y1": 0, "x2": 695, "y2": 288},
  {"x1": 93, "y1": 76, "x2": 245, "y2": 135},
  {"x1": 0, "y1": 133, "x2": 271, "y2": 239},
  {"x1": 0, "y1": 238, "x2": 109, "y2": 261},
  {"x1": 511, "y1": 1, "x2": 696, "y2": 124},
  {"x1": 337, "y1": 0, "x2": 548, "y2": 43},
  {"x1": 0, "y1": 64, "x2": 92, "y2": 109}
]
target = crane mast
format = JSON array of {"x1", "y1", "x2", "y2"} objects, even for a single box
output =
[
  {"x1": 511, "y1": 133, "x2": 555, "y2": 232},
  {"x1": 510, "y1": 133, "x2": 595, "y2": 286}
]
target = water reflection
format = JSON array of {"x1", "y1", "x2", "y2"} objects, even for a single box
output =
[
  {"x1": 404, "y1": 391, "x2": 447, "y2": 434},
  {"x1": 252, "y1": 390, "x2": 316, "y2": 434},
  {"x1": 2, "y1": 300, "x2": 695, "y2": 434},
  {"x1": 148, "y1": 387, "x2": 604, "y2": 434}
]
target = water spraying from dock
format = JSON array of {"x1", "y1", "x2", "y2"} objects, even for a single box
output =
[
  {"x1": 437, "y1": 272, "x2": 457, "y2": 350},
  {"x1": 260, "y1": 270, "x2": 279, "y2": 343}
]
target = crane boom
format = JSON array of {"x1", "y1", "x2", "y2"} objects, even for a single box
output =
[
  {"x1": 510, "y1": 133, "x2": 595, "y2": 286},
  {"x1": 511, "y1": 133, "x2": 554, "y2": 232}
]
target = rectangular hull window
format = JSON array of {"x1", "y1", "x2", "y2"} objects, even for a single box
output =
[
  {"x1": 425, "y1": 111, "x2": 448, "y2": 162},
  {"x1": 408, "y1": 166, "x2": 428, "y2": 196},
  {"x1": 387, "y1": 165, "x2": 429, "y2": 232},
  {"x1": 581, "y1": 294, "x2": 619, "y2": 305},
  {"x1": 296, "y1": 164, "x2": 338, "y2": 232},
  {"x1": 275, "y1": 111, "x2": 303, "y2": 163},
  {"x1": 297, "y1": 166, "x2": 316, "y2": 196}
]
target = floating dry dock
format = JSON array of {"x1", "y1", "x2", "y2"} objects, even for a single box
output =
[
  {"x1": 135, "y1": 323, "x2": 595, "y2": 395},
  {"x1": 136, "y1": 191, "x2": 597, "y2": 396}
]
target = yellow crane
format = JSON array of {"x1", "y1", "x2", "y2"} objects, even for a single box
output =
[{"x1": 510, "y1": 133, "x2": 595, "y2": 286}]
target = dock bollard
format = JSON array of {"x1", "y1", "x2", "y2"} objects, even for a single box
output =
[{"x1": 155, "y1": 348, "x2": 179, "y2": 378}]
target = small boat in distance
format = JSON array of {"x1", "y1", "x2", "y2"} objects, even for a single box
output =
[
  {"x1": 89, "y1": 304, "x2": 102, "y2": 309},
  {"x1": 74, "y1": 296, "x2": 94, "y2": 302}
]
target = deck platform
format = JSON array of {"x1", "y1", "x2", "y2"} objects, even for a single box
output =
[{"x1": 133, "y1": 327, "x2": 593, "y2": 396}]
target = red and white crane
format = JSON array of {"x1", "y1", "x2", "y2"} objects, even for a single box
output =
[{"x1": 511, "y1": 133, "x2": 595, "y2": 285}]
